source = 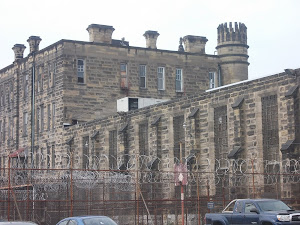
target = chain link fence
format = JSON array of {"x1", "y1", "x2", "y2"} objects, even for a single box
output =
[{"x1": 0, "y1": 154, "x2": 300, "y2": 225}]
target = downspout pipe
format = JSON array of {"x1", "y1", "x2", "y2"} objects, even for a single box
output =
[{"x1": 31, "y1": 57, "x2": 35, "y2": 168}]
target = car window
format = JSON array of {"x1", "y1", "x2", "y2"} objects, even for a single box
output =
[
  {"x1": 257, "y1": 200, "x2": 291, "y2": 211},
  {"x1": 223, "y1": 200, "x2": 236, "y2": 212},
  {"x1": 235, "y1": 201, "x2": 243, "y2": 213},
  {"x1": 68, "y1": 220, "x2": 77, "y2": 225},
  {"x1": 245, "y1": 203, "x2": 257, "y2": 213},
  {"x1": 83, "y1": 217, "x2": 117, "y2": 225},
  {"x1": 57, "y1": 220, "x2": 69, "y2": 225}
]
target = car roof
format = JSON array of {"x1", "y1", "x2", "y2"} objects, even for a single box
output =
[
  {"x1": 0, "y1": 222, "x2": 38, "y2": 225},
  {"x1": 236, "y1": 199, "x2": 279, "y2": 202},
  {"x1": 62, "y1": 215, "x2": 109, "y2": 219}
]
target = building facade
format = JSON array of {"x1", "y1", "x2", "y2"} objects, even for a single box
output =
[
  {"x1": 1, "y1": 22, "x2": 300, "y2": 224},
  {"x1": 0, "y1": 22, "x2": 249, "y2": 170}
]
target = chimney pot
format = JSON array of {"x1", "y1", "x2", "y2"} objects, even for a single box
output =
[
  {"x1": 87, "y1": 24, "x2": 115, "y2": 44},
  {"x1": 27, "y1": 36, "x2": 42, "y2": 54},
  {"x1": 143, "y1": 30, "x2": 160, "y2": 49},
  {"x1": 183, "y1": 35, "x2": 208, "y2": 54},
  {"x1": 12, "y1": 44, "x2": 26, "y2": 61}
]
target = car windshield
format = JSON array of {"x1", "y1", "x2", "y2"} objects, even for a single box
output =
[
  {"x1": 257, "y1": 200, "x2": 291, "y2": 212},
  {"x1": 83, "y1": 217, "x2": 117, "y2": 225}
]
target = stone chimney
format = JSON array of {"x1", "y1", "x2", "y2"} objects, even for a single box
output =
[
  {"x1": 27, "y1": 36, "x2": 42, "y2": 54},
  {"x1": 143, "y1": 31, "x2": 159, "y2": 49},
  {"x1": 12, "y1": 44, "x2": 26, "y2": 61},
  {"x1": 183, "y1": 35, "x2": 208, "y2": 54},
  {"x1": 87, "y1": 24, "x2": 115, "y2": 44}
]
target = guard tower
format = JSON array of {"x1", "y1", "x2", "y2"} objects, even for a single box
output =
[{"x1": 217, "y1": 22, "x2": 249, "y2": 85}]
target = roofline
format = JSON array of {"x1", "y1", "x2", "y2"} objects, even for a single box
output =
[{"x1": 0, "y1": 38, "x2": 220, "y2": 73}]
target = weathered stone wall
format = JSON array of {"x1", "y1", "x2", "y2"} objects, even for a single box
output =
[
  {"x1": 61, "y1": 40, "x2": 220, "y2": 123},
  {"x1": 62, "y1": 70, "x2": 300, "y2": 198}
]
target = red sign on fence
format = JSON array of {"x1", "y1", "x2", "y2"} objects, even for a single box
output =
[{"x1": 174, "y1": 163, "x2": 188, "y2": 186}]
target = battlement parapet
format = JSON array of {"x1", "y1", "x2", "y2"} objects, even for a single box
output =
[{"x1": 217, "y1": 22, "x2": 247, "y2": 45}]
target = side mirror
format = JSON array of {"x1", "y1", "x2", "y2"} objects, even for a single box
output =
[{"x1": 250, "y1": 208, "x2": 259, "y2": 214}]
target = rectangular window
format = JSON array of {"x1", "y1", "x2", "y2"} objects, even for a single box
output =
[
  {"x1": 175, "y1": 68, "x2": 183, "y2": 92},
  {"x1": 173, "y1": 115, "x2": 185, "y2": 160},
  {"x1": 8, "y1": 85, "x2": 10, "y2": 106},
  {"x1": 209, "y1": 72, "x2": 215, "y2": 89},
  {"x1": 41, "y1": 69, "x2": 44, "y2": 92},
  {"x1": 11, "y1": 117, "x2": 14, "y2": 140},
  {"x1": 8, "y1": 117, "x2": 11, "y2": 140},
  {"x1": 51, "y1": 145, "x2": 55, "y2": 168},
  {"x1": 47, "y1": 104, "x2": 51, "y2": 131},
  {"x1": 157, "y1": 67, "x2": 165, "y2": 90},
  {"x1": 41, "y1": 105, "x2": 44, "y2": 132},
  {"x1": 120, "y1": 63, "x2": 128, "y2": 88},
  {"x1": 0, "y1": 89, "x2": 2, "y2": 107},
  {"x1": 36, "y1": 107, "x2": 40, "y2": 134},
  {"x1": 53, "y1": 62, "x2": 57, "y2": 87},
  {"x1": 109, "y1": 130, "x2": 117, "y2": 169},
  {"x1": 24, "y1": 74, "x2": 29, "y2": 98},
  {"x1": 139, "y1": 123, "x2": 148, "y2": 156},
  {"x1": 2, "y1": 119, "x2": 5, "y2": 143},
  {"x1": 0, "y1": 120, "x2": 2, "y2": 142},
  {"x1": 52, "y1": 103, "x2": 55, "y2": 130},
  {"x1": 218, "y1": 68, "x2": 222, "y2": 87},
  {"x1": 23, "y1": 112, "x2": 28, "y2": 136},
  {"x1": 82, "y1": 136, "x2": 89, "y2": 169},
  {"x1": 139, "y1": 65, "x2": 146, "y2": 88},
  {"x1": 37, "y1": 69, "x2": 41, "y2": 93},
  {"x1": 77, "y1": 59, "x2": 85, "y2": 83},
  {"x1": 48, "y1": 64, "x2": 52, "y2": 88}
]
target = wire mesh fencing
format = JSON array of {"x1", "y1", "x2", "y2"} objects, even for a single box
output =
[{"x1": 0, "y1": 154, "x2": 300, "y2": 225}]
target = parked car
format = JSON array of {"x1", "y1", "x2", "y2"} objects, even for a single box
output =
[
  {"x1": 205, "y1": 199, "x2": 300, "y2": 225},
  {"x1": 56, "y1": 216, "x2": 117, "y2": 225},
  {"x1": 0, "y1": 222, "x2": 38, "y2": 225}
]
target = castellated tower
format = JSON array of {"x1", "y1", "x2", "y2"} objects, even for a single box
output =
[{"x1": 217, "y1": 22, "x2": 249, "y2": 85}]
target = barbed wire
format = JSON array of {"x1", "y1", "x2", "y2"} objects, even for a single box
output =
[{"x1": 0, "y1": 154, "x2": 299, "y2": 200}]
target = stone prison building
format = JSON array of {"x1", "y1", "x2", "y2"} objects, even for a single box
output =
[{"x1": 0, "y1": 22, "x2": 300, "y2": 224}]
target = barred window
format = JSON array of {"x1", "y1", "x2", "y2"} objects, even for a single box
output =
[
  {"x1": 48, "y1": 63, "x2": 52, "y2": 88},
  {"x1": 139, "y1": 123, "x2": 148, "y2": 156},
  {"x1": 53, "y1": 62, "x2": 57, "y2": 87},
  {"x1": 47, "y1": 104, "x2": 51, "y2": 131},
  {"x1": 173, "y1": 115, "x2": 185, "y2": 160},
  {"x1": 41, "y1": 105, "x2": 44, "y2": 132},
  {"x1": 24, "y1": 74, "x2": 29, "y2": 98},
  {"x1": 52, "y1": 103, "x2": 55, "y2": 130},
  {"x1": 23, "y1": 112, "x2": 28, "y2": 136},
  {"x1": 51, "y1": 145, "x2": 55, "y2": 168},
  {"x1": 109, "y1": 130, "x2": 117, "y2": 169}
]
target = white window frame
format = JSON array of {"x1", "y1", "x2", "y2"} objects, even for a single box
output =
[
  {"x1": 209, "y1": 72, "x2": 216, "y2": 89},
  {"x1": 139, "y1": 65, "x2": 146, "y2": 88},
  {"x1": 175, "y1": 68, "x2": 183, "y2": 92},
  {"x1": 157, "y1": 67, "x2": 165, "y2": 90},
  {"x1": 77, "y1": 59, "x2": 85, "y2": 83}
]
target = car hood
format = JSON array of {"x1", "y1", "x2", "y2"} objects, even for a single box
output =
[{"x1": 263, "y1": 210, "x2": 300, "y2": 215}]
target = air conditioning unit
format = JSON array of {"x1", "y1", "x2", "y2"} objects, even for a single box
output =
[{"x1": 117, "y1": 97, "x2": 169, "y2": 112}]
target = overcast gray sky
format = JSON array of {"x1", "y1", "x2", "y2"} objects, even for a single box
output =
[{"x1": 1, "y1": 0, "x2": 299, "y2": 79}]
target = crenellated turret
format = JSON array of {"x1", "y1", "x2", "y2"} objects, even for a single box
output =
[
  {"x1": 217, "y1": 22, "x2": 247, "y2": 44},
  {"x1": 217, "y1": 22, "x2": 249, "y2": 85}
]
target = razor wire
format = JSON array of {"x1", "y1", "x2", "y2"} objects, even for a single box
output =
[{"x1": 0, "y1": 153, "x2": 299, "y2": 200}]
